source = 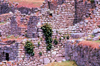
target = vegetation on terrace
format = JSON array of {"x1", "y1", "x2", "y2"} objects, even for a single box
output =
[{"x1": 45, "y1": 61, "x2": 77, "y2": 66}]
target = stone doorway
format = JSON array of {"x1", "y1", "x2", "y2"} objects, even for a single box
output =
[
  {"x1": 1, "y1": 52, "x2": 9, "y2": 61},
  {"x1": 6, "y1": 53, "x2": 9, "y2": 61}
]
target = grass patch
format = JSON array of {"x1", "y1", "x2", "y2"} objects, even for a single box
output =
[
  {"x1": 45, "y1": 61, "x2": 77, "y2": 66},
  {"x1": 93, "y1": 40, "x2": 100, "y2": 43},
  {"x1": 0, "y1": 22, "x2": 6, "y2": 25},
  {"x1": 7, "y1": 35, "x2": 19, "y2": 39}
]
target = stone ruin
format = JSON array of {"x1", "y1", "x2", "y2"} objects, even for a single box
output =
[
  {"x1": 0, "y1": 41, "x2": 18, "y2": 62},
  {"x1": 65, "y1": 40, "x2": 100, "y2": 66},
  {"x1": 0, "y1": 0, "x2": 100, "y2": 65}
]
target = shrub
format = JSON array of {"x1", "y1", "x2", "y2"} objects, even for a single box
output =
[
  {"x1": 40, "y1": 37, "x2": 43, "y2": 41},
  {"x1": 39, "y1": 52, "x2": 42, "y2": 56},
  {"x1": 41, "y1": 23, "x2": 53, "y2": 51},
  {"x1": 66, "y1": 35, "x2": 69, "y2": 39},
  {"x1": 98, "y1": 25, "x2": 100, "y2": 28},
  {"x1": 59, "y1": 37, "x2": 61, "y2": 42},
  {"x1": 31, "y1": 52, "x2": 35, "y2": 56},
  {"x1": 63, "y1": 36, "x2": 66, "y2": 39},
  {"x1": 41, "y1": 23, "x2": 52, "y2": 37},
  {"x1": 46, "y1": 37, "x2": 52, "y2": 44},
  {"x1": 25, "y1": 41, "x2": 34, "y2": 55},
  {"x1": 38, "y1": 41, "x2": 40, "y2": 48},
  {"x1": 46, "y1": 43, "x2": 52, "y2": 51},
  {"x1": 90, "y1": 0, "x2": 94, "y2": 3},
  {"x1": 54, "y1": 38, "x2": 58, "y2": 45}
]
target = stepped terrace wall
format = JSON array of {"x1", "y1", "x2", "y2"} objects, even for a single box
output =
[{"x1": 65, "y1": 40, "x2": 100, "y2": 66}]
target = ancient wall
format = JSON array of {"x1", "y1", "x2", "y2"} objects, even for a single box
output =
[
  {"x1": 0, "y1": 22, "x2": 11, "y2": 36},
  {"x1": 18, "y1": 7, "x2": 38, "y2": 14},
  {"x1": 74, "y1": 0, "x2": 96, "y2": 24},
  {"x1": 65, "y1": 40, "x2": 100, "y2": 66},
  {"x1": 40, "y1": 0, "x2": 75, "y2": 33},
  {"x1": 27, "y1": 16, "x2": 39, "y2": 38},
  {"x1": 44, "y1": 0, "x2": 65, "y2": 10},
  {"x1": 0, "y1": 42, "x2": 18, "y2": 62},
  {"x1": 94, "y1": 0, "x2": 100, "y2": 25},
  {"x1": 10, "y1": 16, "x2": 21, "y2": 36},
  {"x1": 0, "y1": 0, "x2": 15, "y2": 15}
]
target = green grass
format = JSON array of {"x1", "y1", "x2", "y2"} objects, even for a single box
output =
[
  {"x1": 45, "y1": 61, "x2": 77, "y2": 66},
  {"x1": 0, "y1": 22, "x2": 6, "y2": 24},
  {"x1": 93, "y1": 40, "x2": 100, "y2": 43}
]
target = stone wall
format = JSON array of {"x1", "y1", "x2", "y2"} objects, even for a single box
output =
[
  {"x1": 65, "y1": 40, "x2": 100, "y2": 66},
  {"x1": 27, "y1": 16, "x2": 39, "y2": 38},
  {"x1": 40, "y1": 0, "x2": 75, "y2": 33},
  {"x1": 74, "y1": 0, "x2": 96, "y2": 24},
  {"x1": 0, "y1": 22, "x2": 11, "y2": 36},
  {"x1": 44, "y1": 0, "x2": 65, "y2": 10},
  {"x1": 94, "y1": 0, "x2": 100, "y2": 25},
  {"x1": 0, "y1": 1, "x2": 15, "y2": 14},
  {"x1": 0, "y1": 42, "x2": 18, "y2": 62},
  {"x1": 10, "y1": 16, "x2": 21, "y2": 36},
  {"x1": 18, "y1": 7, "x2": 38, "y2": 14}
]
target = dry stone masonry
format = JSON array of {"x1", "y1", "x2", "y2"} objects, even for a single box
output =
[{"x1": 65, "y1": 40, "x2": 100, "y2": 66}]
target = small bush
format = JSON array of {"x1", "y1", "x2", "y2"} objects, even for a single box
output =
[
  {"x1": 25, "y1": 41, "x2": 34, "y2": 55},
  {"x1": 38, "y1": 41, "x2": 40, "y2": 48},
  {"x1": 41, "y1": 23, "x2": 53, "y2": 51},
  {"x1": 54, "y1": 38, "x2": 58, "y2": 45},
  {"x1": 98, "y1": 25, "x2": 100, "y2": 28},
  {"x1": 39, "y1": 52, "x2": 42, "y2": 56},
  {"x1": 63, "y1": 36, "x2": 66, "y2": 39},
  {"x1": 46, "y1": 43, "x2": 52, "y2": 51},
  {"x1": 31, "y1": 52, "x2": 35, "y2": 56},
  {"x1": 90, "y1": 0, "x2": 94, "y2": 3},
  {"x1": 66, "y1": 35, "x2": 69, "y2": 39},
  {"x1": 59, "y1": 37, "x2": 61, "y2": 42},
  {"x1": 40, "y1": 38, "x2": 43, "y2": 41},
  {"x1": 46, "y1": 37, "x2": 52, "y2": 44}
]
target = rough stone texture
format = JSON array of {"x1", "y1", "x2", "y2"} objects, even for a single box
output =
[
  {"x1": 0, "y1": 42, "x2": 18, "y2": 62},
  {"x1": 40, "y1": 0, "x2": 75, "y2": 33},
  {"x1": 44, "y1": 58, "x2": 50, "y2": 64},
  {"x1": 70, "y1": 33, "x2": 85, "y2": 39},
  {"x1": 0, "y1": 13, "x2": 12, "y2": 22},
  {"x1": 10, "y1": 16, "x2": 21, "y2": 36},
  {"x1": 74, "y1": 0, "x2": 96, "y2": 24},
  {"x1": 0, "y1": 22, "x2": 11, "y2": 36},
  {"x1": 0, "y1": 1, "x2": 15, "y2": 14},
  {"x1": 65, "y1": 40, "x2": 100, "y2": 66},
  {"x1": 27, "y1": 16, "x2": 39, "y2": 38}
]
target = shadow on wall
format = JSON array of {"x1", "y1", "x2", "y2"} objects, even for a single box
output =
[{"x1": 73, "y1": 0, "x2": 96, "y2": 24}]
